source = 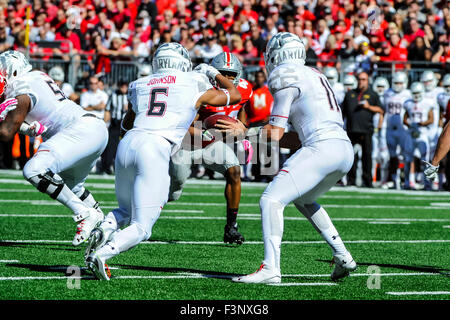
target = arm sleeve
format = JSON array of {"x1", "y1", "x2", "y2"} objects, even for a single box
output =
[{"x1": 269, "y1": 87, "x2": 299, "y2": 129}]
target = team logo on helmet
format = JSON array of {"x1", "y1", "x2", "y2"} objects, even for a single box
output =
[
  {"x1": 264, "y1": 32, "x2": 306, "y2": 74},
  {"x1": 152, "y1": 43, "x2": 192, "y2": 73}
]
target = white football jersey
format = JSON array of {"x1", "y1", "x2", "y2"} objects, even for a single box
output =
[
  {"x1": 5, "y1": 71, "x2": 87, "y2": 139},
  {"x1": 424, "y1": 87, "x2": 444, "y2": 132},
  {"x1": 383, "y1": 89, "x2": 411, "y2": 130},
  {"x1": 332, "y1": 82, "x2": 345, "y2": 105},
  {"x1": 128, "y1": 70, "x2": 212, "y2": 147},
  {"x1": 267, "y1": 64, "x2": 349, "y2": 146},
  {"x1": 404, "y1": 98, "x2": 434, "y2": 139}
]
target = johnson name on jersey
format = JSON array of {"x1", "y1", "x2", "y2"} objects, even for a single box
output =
[
  {"x1": 5, "y1": 71, "x2": 87, "y2": 139},
  {"x1": 128, "y1": 70, "x2": 212, "y2": 147},
  {"x1": 198, "y1": 78, "x2": 253, "y2": 120},
  {"x1": 267, "y1": 64, "x2": 349, "y2": 146}
]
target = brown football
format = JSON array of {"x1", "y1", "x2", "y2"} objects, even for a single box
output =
[{"x1": 203, "y1": 114, "x2": 238, "y2": 129}]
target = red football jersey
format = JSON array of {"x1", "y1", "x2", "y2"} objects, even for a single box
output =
[
  {"x1": 198, "y1": 78, "x2": 253, "y2": 121},
  {"x1": 245, "y1": 85, "x2": 274, "y2": 124}
]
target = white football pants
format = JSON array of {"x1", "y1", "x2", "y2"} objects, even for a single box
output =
[
  {"x1": 106, "y1": 130, "x2": 172, "y2": 256},
  {"x1": 259, "y1": 139, "x2": 354, "y2": 271}
]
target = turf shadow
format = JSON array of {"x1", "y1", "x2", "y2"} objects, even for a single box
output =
[
  {"x1": 317, "y1": 259, "x2": 450, "y2": 276},
  {"x1": 115, "y1": 264, "x2": 240, "y2": 279},
  {"x1": 6, "y1": 263, "x2": 92, "y2": 276},
  {"x1": 0, "y1": 241, "x2": 78, "y2": 252}
]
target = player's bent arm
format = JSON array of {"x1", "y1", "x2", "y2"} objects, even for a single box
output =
[
  {"x1": 403, "y1": 112, "x2": 410, "y2": 128},
  {"x1": 120, "y1": 108, "x2": 136, "y2": 137},
  {"x1": 420, "y1": 109, "x2": 434, "y2": 127},
  {"x1": 261, "y1": 123, "x2": 285, "y2": 142},
  {"x1": 196, "y1": 74, "x2": 241, "y2": 108},
  {"x1": 0, "y1": 95, "x2": 31, "y2": 142},
  {"x1": 431, "y1": 121, "x2": 450, "y2": 166}
]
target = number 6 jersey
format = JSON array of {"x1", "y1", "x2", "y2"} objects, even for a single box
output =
[
  {"x1": 127, "y1": 70, "x2": 212, "y2": 147},
  {"x1": 268, "y1": 64, "x2": 349, "y2": 146},
  {"x1": 5, "y1": 71, "x2": 87, "y2": 139}
]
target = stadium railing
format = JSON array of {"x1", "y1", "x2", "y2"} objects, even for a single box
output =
[{"x1": 28, "y1": 53, "x2": 447, "y2": 89}]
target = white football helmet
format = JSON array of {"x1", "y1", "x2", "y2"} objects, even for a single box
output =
[
  {"x1": 211, "y1": 52, "x2": 242, "y2": 86},
  {"x1": 420, "y1": 70, "x2": 437, "y2": 92},
  {"x1": 410, "y1": 81, "x2": 425, "y2": 102},
  {"x1": 0, "y1": 50, "x2": 32, "y2": 83},
  {"x1": 138, "y1": 64, "x2": 152, "y2": 77},
  {"x1": 324, "y1": 67, "x2": 339, "y2": 86},
  {"x1": 264, "y1": 32, "x2": 306, "y2": 74},
  {"x1": 48, "y1": 66, "x2": 65, "y2": 82},
  {"x1": 392, "y1": 71, "x2": 408, "y2": 93},
  {"x1": 372, "y1": 76, "x2": 390, "y2": 96},
  {"x1": 343, "y1": 74, "x2": 357, "y2": 92},
  {"x1": 443, "y1": 74, "x2": 450, "y2": 94},
  {"x1": 152, "y1": 42, "x2": 192, "y2": 73}
]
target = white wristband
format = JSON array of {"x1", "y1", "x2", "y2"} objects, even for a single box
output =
[
  {"x1": 221, "y1": 89, "x2": 230, "y2": 106},
  {"x1": 246, "y1": 126, "x2": 262, "y2": 137},
  {"x1": 19, "y1": 122, "x2": 30, "y2": 135}
]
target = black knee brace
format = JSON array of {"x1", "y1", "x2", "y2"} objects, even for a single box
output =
[{"x1": 28, "y1": 171, "x2": 64, "y2": 200}]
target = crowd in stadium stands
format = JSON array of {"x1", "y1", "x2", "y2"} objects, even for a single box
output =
[{"x1": 0, "y1": 0, "x2": 449, "y2": 189}]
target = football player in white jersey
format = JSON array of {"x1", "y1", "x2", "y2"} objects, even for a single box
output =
[
  {"x1": 84, "y1": 43, "x2": 241, "y2": 280},
  {"x1": 421, "y1": 71, "x2": 444, "y2": 165},
  {"x1": 220, "y1": 33, "x2": 356, "y2": 283},
  {"x1": 0, "y1": 50, "x2": 108, "y2": 246},
  {"x1": 324, "y1": 67, "x2": 345, "y2": 105},
  {"x1": 371, "y1": 77, "x2": 390, "y2": 186},
  {"x1": 343, "y1": 74, "x2": 357, "y2": 93},
  {"x1": 383, "y1": 71, "x2": 413, "y2": 189},
  {"x1": 403, "y1": 82, "x2": 434, "y2": 190}
]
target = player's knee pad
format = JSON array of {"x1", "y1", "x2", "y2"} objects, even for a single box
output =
[
  {"x1": 26, "y1": 171, "x2": 65, "y2": 200},
  {"x1": 134, "y1": 222, "x2": 151, "y2": 242}
]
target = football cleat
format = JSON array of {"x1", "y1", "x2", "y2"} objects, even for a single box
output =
[
  {"x1": 224, "y1": 223, "x2": 245, "y2": 245},
  {"x1": 232, "y1": 263, "x2": 281, "y2": 284},
  {"x1": 331, "y1": 252, "x2": 357, "y2": 281},
  {"x1": 86, "y1": 252, "x2": 111, "y2": 281},
  {"x1": 84, "y1": 222, "x2": 116, "y2": 259},
  {"x1": 72, "y1": 208, "x2": 104, "y2": 246}
]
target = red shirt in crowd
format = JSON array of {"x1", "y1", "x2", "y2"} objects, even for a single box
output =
[{"x1": 245, "y1": 85, "x2": 273, "y2": 124}]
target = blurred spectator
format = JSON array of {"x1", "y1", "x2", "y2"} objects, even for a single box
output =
[
  {"x1": 317, "y1": 35, "x2": 338, "y2": 68},
  {"x1": 355, "y1": 41, "x2": 375, "y2": 73},
  {"x1": 242, "y1": 39, "x2": 259, "y2": 65},
  {"x1": 0, "y1": 24, "x2": 14, "y2": 52},
  {"x1": 80, "y1": 76, "x2": 108, "y2": 120}
]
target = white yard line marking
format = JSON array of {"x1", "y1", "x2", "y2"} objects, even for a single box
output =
[
  {"x1": 268, "y1": 282, "x2": 337, "y2": 286},
  {"x1": 1, "y1": 214, "x2": 448, "y2": 223},
  {"x1": 0, "y1": 271, "x2": 446, "y2": 282},
  {"x1": 0, "y1": 260, "x2": 19, "y2": 263},
  {"x1": 1, "y1": 198, "x2": 448, "y2": 210},
  {"x1": 386, "y1": 291, "x2": 450, "y2": 296},
  {"x1": 443, "y1": 226, "x2": 450, "y2": 228},
  {"x1": 1, "y1": 239, "x2": 450, "y2": 245},
  {"x1": 368, "y1": 221, "x2": 411, "y2": 225}
]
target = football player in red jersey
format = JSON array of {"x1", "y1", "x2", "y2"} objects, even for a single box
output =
[{"x1": 169, "y1": 52, "x2": 253, "y2": 245}]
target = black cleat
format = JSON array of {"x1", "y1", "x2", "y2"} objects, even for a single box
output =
[{"x1": 224, "y1": 224, "x2": 245, "y2": 245}]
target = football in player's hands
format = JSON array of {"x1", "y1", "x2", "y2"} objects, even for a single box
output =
[{"x1": 203, "y1": 114, "x2": 238, "y2": 130}]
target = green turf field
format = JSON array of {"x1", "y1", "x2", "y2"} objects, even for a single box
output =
[{"x1": 0, "y1": 169, "x2": 449, "y2": 300}]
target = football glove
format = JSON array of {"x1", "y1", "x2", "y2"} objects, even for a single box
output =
[
  {"x1": 201, "y1": 129, "x2": 216, "y2": 148},
  {"x1": 423, "y1": 160, "x2": 439, "y2": 181},
  {"x1": 0, "y1": 98, "x2": 18, "y2": 122},
  {"x1": 20, "y1": 121, "x2": 48, "y2": 137},
  {"x1": 194, "y1": 63, "x2": 220, "y2": 81}
]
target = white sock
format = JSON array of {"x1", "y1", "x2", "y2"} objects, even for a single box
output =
[
  {"x1": 260, "y1": 196, "x2": 284, "y2": 271},
  {"x1": 295, "y1": 203, "x2": 347, "y2": 256},
  {"x1": 56, "y1": 185, "x2": 89, "y2": 215}
]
